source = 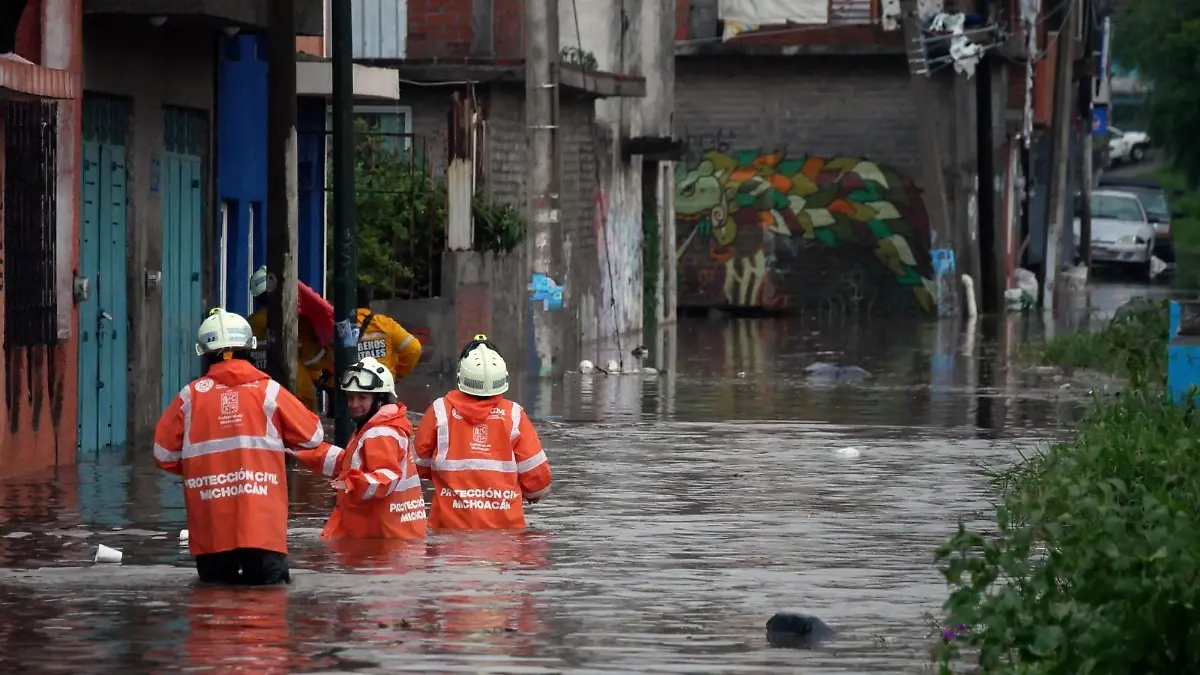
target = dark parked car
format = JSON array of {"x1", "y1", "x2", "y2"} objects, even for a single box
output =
[{"x1": 1097, "y1": 176, "x2": 1183, "y2": 267}]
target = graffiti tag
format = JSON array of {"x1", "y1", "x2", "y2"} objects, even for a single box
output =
[{"x1": 682, "y1": 126, "x2": 737, "y2": 159}]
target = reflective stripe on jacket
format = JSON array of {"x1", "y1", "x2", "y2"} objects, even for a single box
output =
[
  {"x1": 294, "y1": 403, "x2": 427, "y2": 539},
  {"x1": 413, "y1": 390, "x2": 552, "y2": 530},
  {"x1": 152, "y1": 359, "x2": 335, "y2": 556},
  {"x1": 355, "y1": 307, "x2": 422, "y2": 380}
]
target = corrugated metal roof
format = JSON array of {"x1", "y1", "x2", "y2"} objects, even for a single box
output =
[{"x1": 352, "y1": 0, "x2": 407, "y2": 59}]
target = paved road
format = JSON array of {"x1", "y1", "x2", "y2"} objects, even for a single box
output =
[{"x1": 1102, "y1": 148, "x2": 1163, "y2": 180}]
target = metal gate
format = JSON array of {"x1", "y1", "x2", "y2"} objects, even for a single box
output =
[
  {"x1": 160, "y1": 107, "x2": 207, "y2": 409},
  {"x1": 305, "y1": 115, "x2": 442, "y2": 300},
  {"x1": 78, "y1": 95, "x2": 130, "y2": 451}
]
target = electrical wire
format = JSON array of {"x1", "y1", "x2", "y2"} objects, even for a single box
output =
[{"x1": 572, "y1": 0, "x2": 627, "y2": 370}]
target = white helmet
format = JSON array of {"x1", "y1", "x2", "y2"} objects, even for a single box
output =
[
  {"x1": 341, "y1": 356, "x2": 395, "y2": 396},
  {"x1": 195, "y1": 308, "x2": 257, "y2": 355},
  {"x1": 250, "y1": 266, "x2": 269, "y2": 297},
  {"x1": 457, "y1": 337, "x2": 508, "y2": 396}
]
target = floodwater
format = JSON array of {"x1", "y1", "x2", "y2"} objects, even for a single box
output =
[{"x1": 0, "y1": 281, "x2": 1167, "y2": 674}]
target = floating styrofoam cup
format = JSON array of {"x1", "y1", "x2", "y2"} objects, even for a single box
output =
[
  {"x1": 94, "y1": 543, "x2": 123, "y2": 564},
  {"x1": 179, "y1": 529, "x2": 189, "y2": 544}
]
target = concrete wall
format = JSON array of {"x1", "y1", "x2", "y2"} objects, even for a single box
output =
[
  {"x1": 673, "y1": 56, "x2": 956, "y2": 316},
  {"x1": 83, "y1": 17, "x2": 216, "y2": 441},
  {"x1": 560, "y1": 0, "x2": 676, "y2": 364},
  {"x1": 0, "y1": 0, "x2": 82, "y2": 478},
  {"x1": 373, "y1": 82, "x2": 602, "y2": 375}
]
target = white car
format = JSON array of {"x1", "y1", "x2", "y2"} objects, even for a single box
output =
[
  {"x1": 1073, "y1": 189, "x2": 1155, "y2": 280},
  {"x1": 1108, "y1": 127, "x2": 1151, "y2": 165}
]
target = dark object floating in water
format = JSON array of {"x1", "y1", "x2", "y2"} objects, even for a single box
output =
[
  {"x1": 765, "y1": 612, "x2": 836, "y2": 649},
  {"x1": 804, "y1": 362, "x2": 873, "y2": 381}
]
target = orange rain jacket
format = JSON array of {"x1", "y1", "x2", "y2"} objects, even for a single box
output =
[
  {"x1": 355, "y1": 307, "x2": 422, "y2": 380},
  {"x1": 294, "y1": 402, "x2": 428, "y2": 539},
  {"x1": 413, "y1": 390, "x2": 552, "y2": 530},
  {"x1": 153, "y1": 359, "x2": 336, "y2": 557}
]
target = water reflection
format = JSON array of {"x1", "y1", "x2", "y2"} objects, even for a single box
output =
[{"x1": 0, "y1": 300, "x2": 1147, "y2": 672}]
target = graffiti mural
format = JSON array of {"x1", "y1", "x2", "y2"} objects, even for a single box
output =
[{"x1": 675, "y1": 150, "x2": 937, "y2": 314}]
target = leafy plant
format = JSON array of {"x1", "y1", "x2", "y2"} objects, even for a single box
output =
[
  {"x1": 472, "y1": 198, "x2": 525, "y2": 255},
  {"x1": 560, "y1": 46, "x2": 599, "y2": 71},
  {"x1": 1038, "y1": 298, "x2": 1169, "y2": 390},
  {"x1": 327, "y1": 118, "x2": 527, "y2": 300},
  {"x1": 934, "y1": 390, "x2": 1200, "y2": 673}
]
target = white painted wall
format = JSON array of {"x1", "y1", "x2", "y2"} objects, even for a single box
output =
[{"x1": 560, "y1": 0, "x2": 675, "y2": 364}]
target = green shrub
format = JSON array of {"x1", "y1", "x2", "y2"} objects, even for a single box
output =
[
  {"x1": 1038, "y1": 298, "x2": 1169, "y2": 390},
  {"x1": 935, "y1": 391, "x2": 1200, "y2": 673},
  {"x1": 326, "y1": 119, "x2": 526, "y2": 300}
]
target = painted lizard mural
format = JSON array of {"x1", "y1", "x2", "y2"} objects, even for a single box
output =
[{"x1": 675, "y1": 150, "x2": 937, "y2": 314}]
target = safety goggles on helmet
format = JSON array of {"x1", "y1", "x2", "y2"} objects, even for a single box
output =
[
  {"x1": 340, "y1": 365, "x2": 387, "y2": 392},
  {"x1": 459, "y1": 333, "x2": 499, "y2": 361}
]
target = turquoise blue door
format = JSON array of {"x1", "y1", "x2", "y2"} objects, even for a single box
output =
[
  {"x1": 160, "y1": 107, "x2": 207, "y2": 408},
  {"x1": 78, "y1": 96, "x2": 130, "y2": 452}
]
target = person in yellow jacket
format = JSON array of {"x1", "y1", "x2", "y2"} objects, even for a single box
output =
[
  {"x1": 246, "y1": 266, "x2": 334, "y2": 412},
  {"x1": 356, "y1": 285, "x2": 422, "y2": 380}
]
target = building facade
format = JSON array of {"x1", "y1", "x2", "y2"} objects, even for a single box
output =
[
  {"x1": 1, "y1": 0, "x2": 81, "y2": 476},
  {"x1": 77, "y1": 0, "x2": 325, "y2": 453},
  {"x1": 340, "y1": 0, "x2": 670, "y2": 374}
]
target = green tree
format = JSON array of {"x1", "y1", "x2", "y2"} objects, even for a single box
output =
[
  {"x1": 327, "y1": 119, "x2": 527, "y2": 300},
  {"x1": 1112, "y1": 1, "x2": 1200, "y2": 187}
]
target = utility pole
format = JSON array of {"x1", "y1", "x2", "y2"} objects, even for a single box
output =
[
  {"x1": 330, "y1": 0, "x2": 358, "y2": 445},
  {"x1": 266, "y1": 0, "x2": 298, "y2": 394},
  {"x1": 975, "y1": 51, "x2": 1000, "y2": 313},
  {"x1": 526, "y1": 0, "x2": 563, "y2": 375},
  {"x1": 900, "y1": 0, "x2": 958, "y2": 317},
  {"x1": 1078, "y1": 73, "x2": 1094, "y2": 273},
  {"x1": 1041, "y1": 2, "x2": 1077, "y2": 311}
]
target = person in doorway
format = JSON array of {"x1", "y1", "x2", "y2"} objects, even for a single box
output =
[
  {"x1": 246, "y1": 266, "x2": 333, "y2": 412},
  {"x1": 355, "y1": 285, "x2": 422, "y2": 381},
  {"x1": 291, "y1": 356, "x2": 427, "y2": 539},
  {"x1": 153, "y1": 307, "x2": 338, "y2": 585},
  {"x1": 413, "y1": 335, "x2": 552, "y2": 530}
]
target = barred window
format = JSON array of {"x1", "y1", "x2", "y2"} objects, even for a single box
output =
[{"x1": 4, "y1": 100, "x2": 59, "y2": 347}]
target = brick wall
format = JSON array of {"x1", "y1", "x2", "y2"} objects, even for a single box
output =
[
  {"x1": 494, "y1": 0, "x2": 523, "y2": 61},
  {"x1": 15, "y1": 0, "x2": 40, "y2": 62},
  {"x1": 674, "y1": 55, "x2": 947, "y2": 315},
  {"x1": 481, "y1": 85, "x2": 527, "y2": 209},
  {"x1": 406, "y1": 0, "x2": 473, "y2": 59},
  {"x1": 559, "y1": 92, "x2": 600, "y2": 357},
  {"x1": 399, "y1": 83, "x2": 599, "y2": 369}
]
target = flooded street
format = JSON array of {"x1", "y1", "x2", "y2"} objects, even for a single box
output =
[{"x1": 0, "y1": 281, "x2": 1166, "y2": 673}]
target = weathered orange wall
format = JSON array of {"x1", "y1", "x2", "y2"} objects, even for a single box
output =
[
  {"x1": 297, "y1": 36, "x2": 324, "y2": 56},
  {"x1": 0, "y1": 0, "x2": 81, "y2": 481},
  {"x1": 296, "y1": 0, "x2": 325, "y2": 56}
]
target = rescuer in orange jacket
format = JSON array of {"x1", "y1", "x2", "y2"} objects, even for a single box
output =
[
  {"x1": 292, "y1": 356, "x2": 428, "y2": 539},
  {"x1": 413, "y1": 334, "x2": 552, "y2": 530},
  {"x1": 355, "y1": 286, "x2": 422, "y2": 381},
  {"x1": 153, "y1": 308, "x2": 339, "y2": 585}
]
